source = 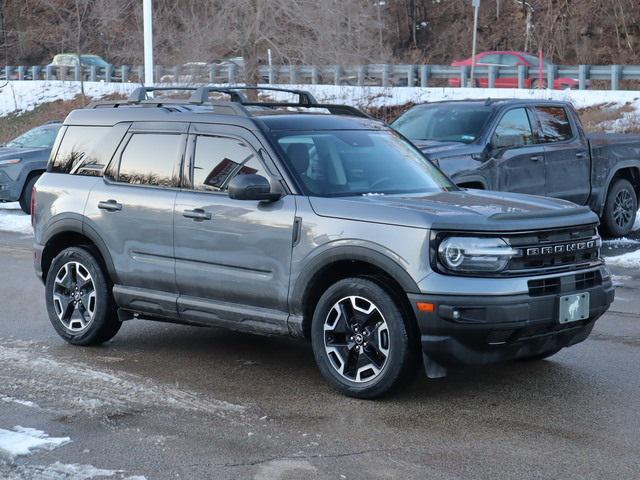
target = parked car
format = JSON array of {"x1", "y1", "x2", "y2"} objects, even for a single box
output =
[
  {"x1": 32, "y1": 87, "x2": 613, "y2": 398},
  {"x1": 448, "y1": 51, "x2": 588, "y2": 89},
  {"x1": 392, "y1": 99, "x2": 640, "y2": 237},
  {"x1": 0, "y1": 121, "x2": 62, "y2": 213}
]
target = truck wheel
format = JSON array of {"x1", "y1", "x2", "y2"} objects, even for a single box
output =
[
  {"x1": 45, "y1": 247, "x2": 121, "y2": 346},
  {"x1": 311, "y1": 278, "x2": 415, "y2": 399},
  {"x1": 602, "y1": 179, "x2": 637, "y2": 238},
  {"x1": 19, "y1": 174, "x2": 40, "y2": 214}
]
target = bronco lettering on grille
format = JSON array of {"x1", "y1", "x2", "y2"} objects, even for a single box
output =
[{"x1": 525, "y1": 240, "x2": 596, "y2": 257}]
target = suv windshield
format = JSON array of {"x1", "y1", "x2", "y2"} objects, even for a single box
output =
[
  {"x1": 6, "y1": 123, "x2": 61, "y2": 148},
  {"x1": 392, "y1": 104, "x2": 492, "y2": 144},
  {"x1": 274, "y1": 129, "x2": 455, "y2": 197}
]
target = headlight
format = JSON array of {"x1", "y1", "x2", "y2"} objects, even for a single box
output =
[
  {"x1": 0, "y1": 158, "x2": 21, "y2": 166},
  {"x1": 437, "y1": 236, "x2": 518, "y2": 273}
]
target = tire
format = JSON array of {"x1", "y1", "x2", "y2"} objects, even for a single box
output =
[
  {"x1": 19, "y1": 174, "x2": 40, "y2": 214},
  {"x1": 45, "y1": 246, "x2": 121, "y2": 346},
  {"x1": 310, "y1": 277, "x2": 416, "y2": 399},
  {"x1": 518, "y1": 348, "x2": 561, "y2": 362},
  {"x1": 602, "y1": 178, "x2": 637, "y2": 238}
]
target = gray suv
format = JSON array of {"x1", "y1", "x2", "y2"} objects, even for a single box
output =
[{"x1": 32, "y1": 87, "x2": 614, "y2": 398}]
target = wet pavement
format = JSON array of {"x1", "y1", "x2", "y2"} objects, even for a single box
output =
[{"x1": 0, "y1": 229, "x2": 639, "y2": 479}]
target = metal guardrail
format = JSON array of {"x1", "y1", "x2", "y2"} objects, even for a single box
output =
[{"x1": 3, "y1": 63, "x2": 640, "y2": 90}]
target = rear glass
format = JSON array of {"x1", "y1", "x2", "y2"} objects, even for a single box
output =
[{"x1": 49, "y1": 124, "x2": 129, "y2": 176}]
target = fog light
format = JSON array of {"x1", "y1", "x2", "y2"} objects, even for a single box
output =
[{"x1": 452, "y1": 310, "x2": 461, "y2": 320}]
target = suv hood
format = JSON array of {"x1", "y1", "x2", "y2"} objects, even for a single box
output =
[
  {"x1": 309, "y1": 190, "x2": 598, "y2": 232},
  {"x1": 0, "y1": 146, "x2": 48, "y2": 158},
  {"x1": 412, "y1": 140, "x2": 481, "y2": 159}
]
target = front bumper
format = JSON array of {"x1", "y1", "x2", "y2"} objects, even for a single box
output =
[{"x1": 409, "y1": 267, "x2": 614, "y2": 367}]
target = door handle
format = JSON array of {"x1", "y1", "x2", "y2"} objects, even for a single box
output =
[
  {"x1": 576, "y1": 152, "x2": 587, "y2": 159},
  {"x1": 98, "y1": 199, "x2": 122, "y2": 212},
  {"x1": 183, "y1": 208, "x2": 212, "y2": 221},
  {"x1": 530, "y1": 155, "x2": 543, "y2": 162}
]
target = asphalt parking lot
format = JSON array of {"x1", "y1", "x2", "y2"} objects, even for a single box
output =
[{"x1": 0, "y1": 216, "x2": 639, "y2": 479}]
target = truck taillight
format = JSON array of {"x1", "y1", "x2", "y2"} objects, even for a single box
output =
[{"x1": 30, "y1": 185, "x2": 36, "y2": 227}]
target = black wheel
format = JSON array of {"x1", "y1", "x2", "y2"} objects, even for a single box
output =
[
  {"x1": 311, "y1": 278, "x2": 416, "y2": 399},
  {"x1": 45, "y1": 247, "x2": 121, "y2": 345},
  {"x1": 602, "y1": 179, "x2": 637, "y2": 238},
  {"x1": 19, "y1": 174, "x2": 40, "y2": 214},
  {"x1": 518, "y1": 348, "x2": 561, "y2": 362}
]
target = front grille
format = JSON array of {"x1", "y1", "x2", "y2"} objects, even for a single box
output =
[
  {"x1": 504, "y1": 225, "x2": 601, "y2": 276},
  {"x1": 528, "y1": 270, "x2": 602, "y2": 297}
]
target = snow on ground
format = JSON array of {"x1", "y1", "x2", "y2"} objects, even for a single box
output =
[
  {"x1": 0, "y1": 426, "x2": 70, "y2": 460},
  {"x1": 1, "y1": 397, "x2": 39, "y2": 409},
  {"x1": 0, "y1": 203, "x2": 32, "y2": 236},
  {"x1": 605, "y1": 249, "x2": 640, "y2": 268},
  {"x1": 1, "y1": 80, "x2": 639, "y2": 118}
]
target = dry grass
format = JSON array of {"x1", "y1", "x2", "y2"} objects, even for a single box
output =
[{"x1": 577, "y1": 103, "x2": 640, "y2": 133}]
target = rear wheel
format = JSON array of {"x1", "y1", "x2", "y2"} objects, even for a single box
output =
[
  {"x1": 311, "y1": 278, "x2": 416, "y2": 399},
  {"x1": 45, "y1": 247, "x2": 121, "y2": 345},
  {"x1": 602, "y1": 178, "x2": 637, "y2": 238},
  {"x1": 19, "y1": 174, "x2": 40, "y2": 214}
]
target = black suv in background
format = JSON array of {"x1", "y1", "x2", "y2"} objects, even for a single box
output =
[
  {"x1": 392, "y1": 99, "x2": 640, "y2": 237},
  {"x1": 32, "y1": 87, "x2": 613, "y2": 398}
]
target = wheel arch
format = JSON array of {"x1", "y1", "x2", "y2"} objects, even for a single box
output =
[
  {"x1": 290, "y1": 247, "x2": 420, "y2": 340},
  {"x1": 41, "y1": 220, "x2": 117, "y2": 284},
  {"x1": 599, "y1": 165, "x2": 640, "y2": 217}
]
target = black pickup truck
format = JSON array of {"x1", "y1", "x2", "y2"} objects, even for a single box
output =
[{"x1": 392, "y1": 99, "x2": 640, "y2": 237}]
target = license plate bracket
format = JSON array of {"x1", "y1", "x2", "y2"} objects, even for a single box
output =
[{"x1": 559, "y1": 292, "x2": 590, "y2": 324}]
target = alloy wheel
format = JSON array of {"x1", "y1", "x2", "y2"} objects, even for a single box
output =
[
  {"x1": 323, "y1": 296, "x2": 390, "y2": 383},
  {"x1": 613, "y1": 189, "x2": 634, "y2": 228},
  {"x1": 52, "y1": 261, "x2": 97, "y2": 333}
]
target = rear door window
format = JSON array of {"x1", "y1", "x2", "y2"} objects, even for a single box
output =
[
  {"x1": 117, "y1": 133, "x2": 183, "y2": 187},
  {"x1": 534, "y1": 106, "x2": 573, "y2": 142},
  {"x1": 191, "y1": 135, "x2": 263, "y2": 192}
]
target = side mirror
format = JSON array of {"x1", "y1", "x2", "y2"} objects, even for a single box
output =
[
  {"x1": 492, "y1": 134, "x2": 523, "y2": 150},
  {"x1": 227, "y1": 174, "x2": 281, "y2": 202}
]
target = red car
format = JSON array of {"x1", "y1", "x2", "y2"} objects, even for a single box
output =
[{"x1": 448, "y1": 51, "x2": 585, "y2": 89}]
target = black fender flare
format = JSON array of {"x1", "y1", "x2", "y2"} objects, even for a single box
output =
[
  {"x1": 41, "y1": 215, "x2": 118, "y2": 283},
  {"x1": 289, "y1": 245, "x2": 420, "y2": 316}
]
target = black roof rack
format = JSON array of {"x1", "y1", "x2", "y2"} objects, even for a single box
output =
[
  {"x1": 127, "y1": 86, "x2": 198, "y2": 102},
  {"x1": 86, "y1": 85, "x2": 369, "y2": 119}
]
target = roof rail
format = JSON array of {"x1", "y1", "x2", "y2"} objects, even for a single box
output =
[
  {"x1": 189, "y1": 86, "x2": 368, "y2": 117},
  {"x1": 188, "y1": 87, "x2": 248, "y2": 104},
  {"x1": 127, "y1": 86, "x2": 199, "y2": 102}
]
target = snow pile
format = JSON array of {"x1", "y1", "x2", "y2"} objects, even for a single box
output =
[
  {"x1": 0, "y1": 203, "x2": 32, "y2": 235},
  {"x1": 0, "y1": 426, "x2": 70, "y2": 460},
  {"x1": 605, "y1": 249, "x2": 640, "y2": 268}
]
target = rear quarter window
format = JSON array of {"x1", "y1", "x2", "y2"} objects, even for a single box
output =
[{"x1": 49, "y1": 124, "x2": 129, "y2": 176}]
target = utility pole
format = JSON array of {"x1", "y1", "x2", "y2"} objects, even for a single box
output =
[
  {"x1": 143, "y1": 0, "x2": 154, "y2": 86},
  {"x1": 470, "y1": 0, "x2": 480, "y2": 87}
]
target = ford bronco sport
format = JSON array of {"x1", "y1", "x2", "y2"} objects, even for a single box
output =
[{"x1": 32, "y1": 87, "x2": 614, "y2": 398}]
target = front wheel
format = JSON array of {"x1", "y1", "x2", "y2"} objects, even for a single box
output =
[
  {"x1": 602, "y1": 178, "x2": 637, "y2": 238},
  {"x1": 311, "y1": 278, "x2": 416, "y2": 399},
  {"x1": 45, "y1": 247, "x2": 121, "y2": 345}
]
